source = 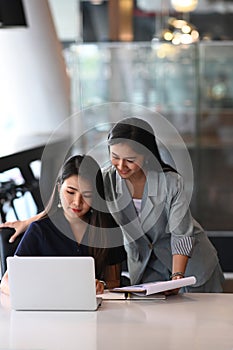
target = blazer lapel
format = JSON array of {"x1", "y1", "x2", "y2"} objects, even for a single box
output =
[
  {"x1": 112, "y1": 174, "x2": 147, "y2": 242},
  {"x1": 140, "y1": 171, "x2": 167, "y2": 234},
  {"x1": 112, "y1": 170, "x2": 167, "y2": 243}
]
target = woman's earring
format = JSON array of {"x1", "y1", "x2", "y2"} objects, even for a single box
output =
[{"x1": 58, "y1": 198, "x2": 62, "y2": 208}]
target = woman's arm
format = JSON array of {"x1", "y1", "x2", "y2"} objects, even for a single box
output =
[
  {"x1": 164, "y1": 254, "x2": 189, "y2": 295},
  {"x1": 0, "y1": 210, "x2": 46, "y2": 242},
  {"x1": 95, "y1": 264, "x2": 121, "y2": 294},
  {"x1": 172, "y1": 254, "x2": 189, "y2": 278}
]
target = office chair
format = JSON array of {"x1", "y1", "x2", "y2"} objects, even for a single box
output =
[{"x1": 0, "y1": 228, "x2": 23, "y2": 277}]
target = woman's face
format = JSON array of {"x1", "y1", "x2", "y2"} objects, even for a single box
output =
[
  {"x1": 110, "y1": 143, "x2": 145, "y2": 180},
  {"x1": 59, "y1": 175, "x2": 93, "y2": 221}
]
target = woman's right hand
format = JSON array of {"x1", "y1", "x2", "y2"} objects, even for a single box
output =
[
  {"x1": 95, "y1": 279, "x2": 105, "y2": 295},
  {"x1": 0, "y1": 220, "x2": 28, "y2": 242}
]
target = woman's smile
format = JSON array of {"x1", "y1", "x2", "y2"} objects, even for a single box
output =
[{"x1": 110, "y1": 143, "x2": 145, "y2": 180}]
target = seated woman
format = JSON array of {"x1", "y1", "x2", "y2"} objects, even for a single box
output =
[{"x1": 0, "y1": 154, "x2": 126, "y2": 295}]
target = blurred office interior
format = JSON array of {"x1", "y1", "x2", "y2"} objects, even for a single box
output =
[{"x1": 0, "y1": 0, "x2": 233, "y2": 273}]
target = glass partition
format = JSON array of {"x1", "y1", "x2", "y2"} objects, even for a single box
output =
[
  {"x1": 64, "y1": 41, "x2": 233, "y2": 232},
  {"x1": 197, "y1": 42, "x2": 233, "y2": 231},
  {"x1": 66, "y1": 42, "x2": 198, "y2": 142}
]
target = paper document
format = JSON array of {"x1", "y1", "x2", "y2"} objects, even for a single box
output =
[
  {"x1": 100, "y1": 291, "x2": 166, "y2": 300},
  {"x1": 111, "y1": 276, "x2": 197, "y2": 296}
]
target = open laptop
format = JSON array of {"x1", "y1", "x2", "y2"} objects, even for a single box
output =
[{"x1": 7, "y1": 256, "x2": 102, "y2": 311}]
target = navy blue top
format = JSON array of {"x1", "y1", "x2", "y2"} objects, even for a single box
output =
[{"x1": 15, "y1": 211, "x2": 126, "y2": 267}]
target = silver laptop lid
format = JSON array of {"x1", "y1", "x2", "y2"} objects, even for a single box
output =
[{"x1": 7, "y1": 256, "x2": 102, "y2": 311}]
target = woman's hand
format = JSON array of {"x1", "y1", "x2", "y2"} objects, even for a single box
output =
[
  {"x1": 0, "y1": 220, "x2": 27, "y2": 242},
  {"x1": 164, "y1": 275, "x2": 183, "y2": 296},
  {"x1": 165, "y1": 254, "x2": 188, "y2": 295},
  {"x1": 95, "y1": 279, "x2": 105, "y2": 294},
  {"x1": 0, "y1": 272, "x2": 10, "y2": 295},
  {"x1": 0, "y1": 211, "x2": 45, "y2": 242}
]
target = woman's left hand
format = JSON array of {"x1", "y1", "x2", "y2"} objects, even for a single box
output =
[
  {"x1": 0, "y1": 272, "x2": 10, "y2": 296},
  {"x1": 95, "y1": 279, "x2": 105, "y2": 294}
]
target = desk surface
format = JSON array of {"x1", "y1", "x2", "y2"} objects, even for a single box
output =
[{"x1": 1, "y1": 292, "x2": 233, "y2": 350}]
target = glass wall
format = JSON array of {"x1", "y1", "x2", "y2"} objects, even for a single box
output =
[
  {"x1": 198, "y1": 42, "x2": 233, "y2": 231},
  {"x1": 64, "y1": 41, "x2": 233, "y2": 233}
]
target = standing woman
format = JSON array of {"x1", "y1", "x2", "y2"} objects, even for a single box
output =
[
  {"x1": 104, "y1": 117, "x2": 224, "y2": 292},
  {"x1": 0, "y1": 155, "x2": 125, "y2": 295}
]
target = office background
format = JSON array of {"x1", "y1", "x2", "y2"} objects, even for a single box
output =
[{"x1": 0, "y1": 0, "x2": 232, "y2": 273}]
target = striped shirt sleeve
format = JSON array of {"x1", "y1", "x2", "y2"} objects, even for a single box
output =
[{"x1": 171, "y1": 235, "x2": 194, "y2": 257}]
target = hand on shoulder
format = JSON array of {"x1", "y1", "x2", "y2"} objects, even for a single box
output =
[
  {"x1": 0, "y1": 220, "x2": 27, "y2": 242},
  {"x1": 0, "y1": 212, "x2": 45, "y2": 242}
]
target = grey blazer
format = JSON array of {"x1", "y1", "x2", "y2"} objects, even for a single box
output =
[{"x1": 103, "y1": 166, "x2": 222, "y2": 287}]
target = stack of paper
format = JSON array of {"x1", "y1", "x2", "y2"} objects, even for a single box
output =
[{"x1": 111, "y1": 276, "x2": 196, "y2": 296}]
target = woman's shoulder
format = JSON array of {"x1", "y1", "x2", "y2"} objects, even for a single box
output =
[
  {"x1": 149, "y1": 169, "x2": 182, "y2": 184},
  {"x1": 18, "y1": 217, "x2": 53, "y2": 248},
  {"x1": 151, "y1": 170, "x2": 184, "y2": 197},
  {"x1": 26, "y1": 213, "x2": 74, "y2": 246},
  {"x1": 163, "y1": 170, "x2": 182, "y2": 182},
  {"x1": 28, "y1": 216, "x2": 53, "y2": 229},
  {"x1": 163, "y1": 171, "x2": 185, "y2": 192},
  {"x1": 27, "y1": 214, "x2": 62, "y2": 236}
]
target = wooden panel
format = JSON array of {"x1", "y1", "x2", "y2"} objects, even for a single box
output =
[{"x1": 108, "y1": 0, "x2": 133, "y2": 41}]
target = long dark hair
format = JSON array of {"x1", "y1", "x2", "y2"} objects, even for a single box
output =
[
  {"x1": 45, "y1": 155, "x2": 116, "y2": 278},
  {"x1": 107, "y1": 117, "x2": 177, "y2": 173}
]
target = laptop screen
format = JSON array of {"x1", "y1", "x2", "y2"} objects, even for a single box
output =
[{"x1": 7, "y1": 256, "x2": 102, "y2": 311}]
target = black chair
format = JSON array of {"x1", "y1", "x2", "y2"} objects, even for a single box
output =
[{"x1": 0, "y1": 228, "x2": 23, "y2": 277}]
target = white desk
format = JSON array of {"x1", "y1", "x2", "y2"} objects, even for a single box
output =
[{"x1": 1, "y1": 292, "x2": 233, "y2": 350}]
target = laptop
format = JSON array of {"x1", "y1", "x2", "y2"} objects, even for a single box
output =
[{"x1": 7, "y1": 256, "x2": 102, "y2": 311}]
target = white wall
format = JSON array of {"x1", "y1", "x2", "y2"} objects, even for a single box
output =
[{"x1": 0, "y1": 0, "x2": 70, "y2": 144}]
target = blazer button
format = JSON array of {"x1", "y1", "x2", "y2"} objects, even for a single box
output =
[{"x1": 148, "y1": 243, "x2": 153, "y2": 249}]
